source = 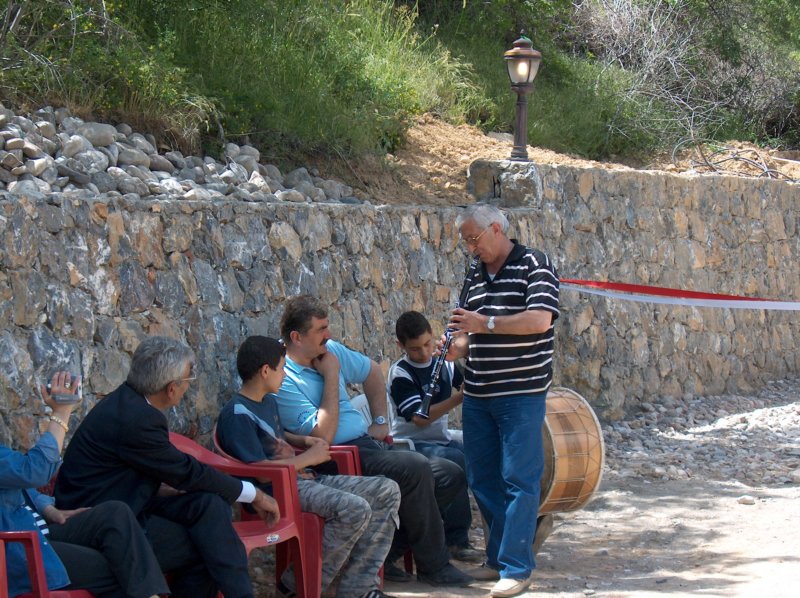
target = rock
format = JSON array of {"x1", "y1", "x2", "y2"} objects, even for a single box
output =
[
  {"x1": 91, "y1": 172, "x2": 118, "y2": 193},
  {"x1": 53, "y1": 107, "x2": 72, "y2": 124},
  {"x1": 247, "y1": 170, "x2": 271, "y2": 192},
  {"x1": 183, "y1": 187, "x2": 212, "y2": 201},
  {"x1": 60, "y1": 116, "x2": 84, "y2": 134},
  {"x1": 295, "y1": 180, "x2": 325, "y2": 202},
  {"x1": 124, "y1": 164, "x2": 157, "y2": 183},
  {"x1": 223, "y1": 143, "x2": 240, "y2": 159},
  {"x1": 115, "y1": 123, "x2": 133, "y2": 136},
  {"x1": 62, "y1": 135, "x2": 93, "y2": 158},
  {"x1": 164, "y1": 151, "x2": 187, "y2": 169},
  {"x1": 22, "y1": 140, "x2": 43, "y2": 158},
  {"x1": 284, "y1": 166, "x2": 313, "y2": 188},
  {"x1": 159, "y1": 178, "x2": 185, "y2": 194},
  {"x1": 25, "y1": 157, "x2": 53, "y2": 177},
  {"x1": 238, "y1": 144, "x2": 260, "y2": 161},
  {"x1": 149, "y1": 154, "x2": 176, "y2": 173},
  {"x1": 56, "y1": 163, "x2": 91, "y2": 185},
  {"x1": 316, "y1": 178, "x2": 351, "y2": 200},
  {"x1": 117, "y1": 176, "x2": 150, "y2": 196},
  {"x1": 0, "y1": 150, "x2": 23, "y2": 169},
  {"x1": 232, "y1": 154, "x2": 259, "y2": 175},
  {"x1": 7, "y1": 180, "x2": 44, "y2": 195},
  {"x1": 97, "y1": 144, "x2": 119, "y2": 167},
  {"x1": 77, "y1": 122, "x2": 117, "y2": 147},
  {"x1": 117, "y1": 146, "x2": 151, "y2": 167},
  {"x1": 737, "y1": 495, "x2": 756, "y2": 505},
  {"x1": 4, "y1": 137, "x2": 24, "y2": 151},
  {"x1": 263, "y1": 163, "x2": 283, "y2": 183},
  {"x1": 72, "y1": 149, "x2": 110, "y2": 174},
  {"x1": 128, "y1": 133, "x2": 156, "y2": 154},
  {"x1": 276, "y1": 189, "x2": 306, "y2": 203},
  {"x1": 0, "y1": 166, "x2": 17, "y2": 184}
]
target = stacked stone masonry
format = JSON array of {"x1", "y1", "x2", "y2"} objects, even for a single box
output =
[
  {"x1": 469, "y1": 159, "x2": 800, "y2": 418},
  {"x1": 0, "y1": 110, "x2": 798, "y2": 450}
]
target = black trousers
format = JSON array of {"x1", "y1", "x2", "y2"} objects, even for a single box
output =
[
  {"x1": 48, "y1": 501, "x2": 168, "y2": 598},
  {"x1": 144, "y1": 492, "x2": 252, "y2": 598},
  {"x1": 349, "y1": 436, "x2": 465, "y2": 574}
]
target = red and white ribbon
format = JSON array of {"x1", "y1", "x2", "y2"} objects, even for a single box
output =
[{"x1": 561, "y1": 279, "x2": 800, "y2": 311}]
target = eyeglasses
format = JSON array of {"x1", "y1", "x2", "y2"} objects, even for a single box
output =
[
  {"x1": 175, "y1": 366, "x2": 197, "y2": 385},
  {"x1": 462, "y1": 228, "x2": 488, "y2": 248}
]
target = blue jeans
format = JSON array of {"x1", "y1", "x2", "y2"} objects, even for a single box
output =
[
  {"x1": 414, "y1": 439, "x2": 472, "y2": 547},
  {"x1": 462, "y1": 393, "x2": 547, "y2": 581}
]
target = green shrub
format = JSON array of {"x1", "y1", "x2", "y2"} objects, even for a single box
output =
[{"x1": 0, "y1": 1, "x2": 215, "y2": 153}]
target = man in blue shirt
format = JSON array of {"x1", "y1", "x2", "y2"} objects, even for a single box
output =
[{"x1": 275, "y1": 295, "x2": 473, "y2": 587}]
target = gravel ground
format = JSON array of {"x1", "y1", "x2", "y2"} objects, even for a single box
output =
[{"x1": 252, "y1": 377, "x2": 800, "y2": 597}]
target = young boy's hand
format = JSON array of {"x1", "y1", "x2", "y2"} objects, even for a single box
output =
[
  {"x1": 304, "y1": 436, "x2": 329, "y2": 449},
  {"x1": 305, "y1": 442, "x2": 331, "y2": 464}
]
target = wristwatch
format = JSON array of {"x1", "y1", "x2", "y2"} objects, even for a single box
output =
[
  {"x1": 373, "y1": 415, "x2": 387, "y2": 425},
  {"x1": 487, "y1": 315, "x2": 496, "y2": 331}
]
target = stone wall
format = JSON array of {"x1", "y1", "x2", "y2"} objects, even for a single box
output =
[
  {"x1": 1, "y1": 161, "x2": 798, "y2": 448},
  {"x1": 0, "y1": 193, "x2": 470, "y2": 448},
  {"x1": 469, "y1": 160, "x2": 800, "y2": 417}
]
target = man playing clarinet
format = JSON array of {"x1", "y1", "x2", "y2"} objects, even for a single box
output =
[{"x1": 443, "y1": 203, "x2": 560, "y2": 598}]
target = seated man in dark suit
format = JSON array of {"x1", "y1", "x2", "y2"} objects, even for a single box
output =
[{"x1": 55, "y1": 336, "x2": 280, "y2": 598}]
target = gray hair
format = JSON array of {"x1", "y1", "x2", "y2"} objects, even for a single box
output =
[
  {"x1": 126, "y1": 336, "x2": 195, "y2": 396},
  {"x1": 455, "y1": 204, "x2": 509, "y2": 233}
]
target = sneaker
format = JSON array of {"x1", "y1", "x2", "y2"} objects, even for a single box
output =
[
  {"x1": 360, "y1": 591, "x2": 398, "y2": 598},
  {"x1": 383, "y1": 562, "x2": 412, "y2": 583},
  {"x1": 417, "y1": 562, "x2": 473, "y2": 587},
  {"x1": 468, "y1": 562, "x2": 501, "y2": 581},
  {"x1": 533, "y1": 513, "x2": 554, "y2": 555},
  {"x1": 490, "y1": 575, "x2": 533, "y2": 597},
  {"x1": 449, "y1": 542, "x2": 484, "y2": 563}
]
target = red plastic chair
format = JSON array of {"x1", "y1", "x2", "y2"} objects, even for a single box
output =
[
  {"x1": 0, "y1": 530, "x2": 94, "y2": 598},
  {"x1": 211, "y1": 424, "x2": 362, "y2": 476},
  {"x1": 209, "y1": 427, "x2": 390, "y2": 586},
  {"x1": 169, "y1": 432, "x2": 323, "y2": 598}
]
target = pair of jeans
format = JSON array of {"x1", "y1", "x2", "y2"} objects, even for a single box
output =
[
  {"x1": 462, "y1": 393, "x2": 547, "y2": 581},
  {"x1": 413, "y1": 439, "x2": 472, "y2": 548},
  {"x1": 48, "y1": 500, "x2": 168, "y2": 598},
  {"x1": 348, "y1": 435, "x2": 463, "y2": 574}
]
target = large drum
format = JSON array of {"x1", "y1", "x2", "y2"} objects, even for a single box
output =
[{"x1": 538, "y1": 387, "x2": 605, "y2": 514}]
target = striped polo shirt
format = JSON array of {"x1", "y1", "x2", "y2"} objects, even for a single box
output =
[{"x1": 462, "y1": 241, "x2": 560, "y2": 398}]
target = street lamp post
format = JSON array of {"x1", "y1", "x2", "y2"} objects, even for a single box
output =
[{"x1": 504, "y1": 34, "x2": 542, "y2": 161}]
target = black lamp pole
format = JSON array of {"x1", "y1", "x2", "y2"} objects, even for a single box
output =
[
  {"x1": 504, "y1": 35, "x2": 542, "y2": 162},
  {"x1": 511, "y1": 85, "x2": 531, "y2": 161}
]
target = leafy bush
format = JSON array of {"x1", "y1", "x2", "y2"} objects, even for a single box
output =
[
  {"x1": 120, "y1": 0, "x2": 487, "y2": 157},
  {"x1": 0, "y1": 1, "x2": 216, "y2": 153},
  {"x1": 1, "y1": 0, "x2": 797, "y2": 161}
]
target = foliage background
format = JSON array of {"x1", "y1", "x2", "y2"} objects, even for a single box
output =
[{"x1": 0, "y1": 0, "x2": 797, "y2": 161}]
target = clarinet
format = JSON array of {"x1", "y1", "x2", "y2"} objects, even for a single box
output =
[{"x1": 414, "y1": 256, "x2": 480, "y2": 419}]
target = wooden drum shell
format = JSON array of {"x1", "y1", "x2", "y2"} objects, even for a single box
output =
[{"x1": 538, "y1": 387, "x2": 605, "y2": 514}]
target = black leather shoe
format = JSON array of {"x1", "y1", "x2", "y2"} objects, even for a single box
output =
[
  {"x1": 383, "y1": 562, "x2": 412, "y2": 582},
  {"x1": 417, "y1": 562, "x2": 474, "y2": 587},
  {"x1": 449, "y1": 542, "x2": 485, "y2": 562}
]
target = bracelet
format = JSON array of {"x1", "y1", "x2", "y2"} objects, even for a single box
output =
[{"x1": 48, "y1": 415, "x2": 69, "y2": 433}]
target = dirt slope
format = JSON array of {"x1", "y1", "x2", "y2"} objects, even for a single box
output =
[{"x1": 309, "y1": 114, "x2": 799, "y2": 206}]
